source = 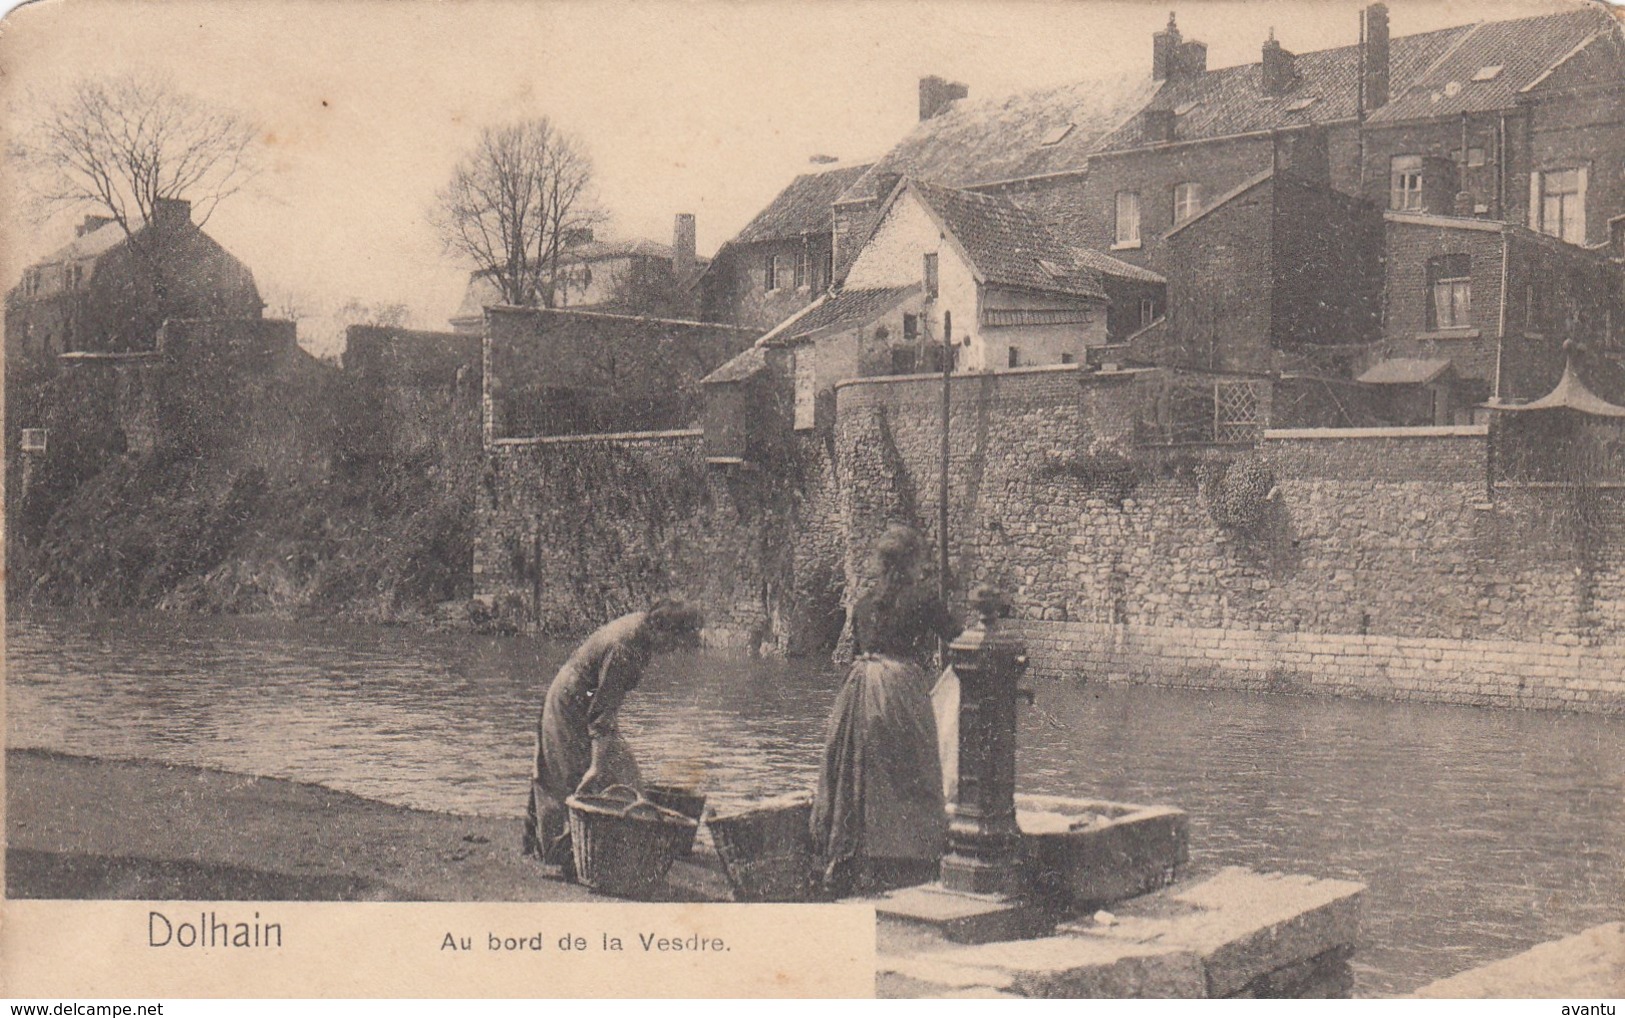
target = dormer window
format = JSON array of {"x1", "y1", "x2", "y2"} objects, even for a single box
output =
[{"x1": 1040, "y1": 123, "x2": 1074, "y2": 146}]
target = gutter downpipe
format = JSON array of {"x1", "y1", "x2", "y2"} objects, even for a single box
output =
[{"x1": 1495, "y1": 228, "x2": 1509, "y2": 401}]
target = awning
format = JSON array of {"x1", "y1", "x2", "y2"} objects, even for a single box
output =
[
  {"x1": 1356, "y1": 358, "x2": 1452, "y2": 385},
  {"x1": 1487, "y1": 361, "x2": 1625, "y2": 417}
]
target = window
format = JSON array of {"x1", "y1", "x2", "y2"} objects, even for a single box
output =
[
  {"x1": 923, "y1": 253, "x2": 939, "y2": 298},
  {"x1": 71, "y1": 264, "x2": 84, "y2": 289},
  {"x1": 766, "y1": 253, "x2": 793, "y2": 292},
  {"x1": 1060, "y1": 352, "x2": 1076, "y2": 365},
  {"x1": 822, "y1": 251, "x2": 834, "y2": 291},
  {"x1": 1390, "y1": 155, "x2": 1424, "y2": 211},
  {"x1": 1140, "y1": 298, "x2": 1158, "y2": 327},
  {"x1": 764, "y1": 254, "x2": 778, "y2": 291},
  {"x1": 902, "y1": 313, "x2": 919, "y2": 341},
  {"x1": 1534, "y1": 168, "x2": 1585, "y2": 245},
  {"x1": 1008, "y1": 346, "x2": 1020, "y2": 368},
  {"x1": 1461, "y1": 147, "x2": 1486, "y2": 168},
  {"x1": 1115, "y1": 192, "x2": 1141, "y2": 247},
  {"x1": 20, "y1": 429, "x2": 47, "y2": 453},
  {"x1": 1173, "y1": 182, "x2": 1203, "y2": 223},
  {"x1": 793, "y1": 250, "x2": 807, "y2": 289},
  {"x1": 1427, "y1": 254, "x2": 1472, "y2": 330}
]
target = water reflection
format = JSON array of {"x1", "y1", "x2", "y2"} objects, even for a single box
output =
[{"x1": 7, "y1": 608, "x2": 1622, "y2": 996}]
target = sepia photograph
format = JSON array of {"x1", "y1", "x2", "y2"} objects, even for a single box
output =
[{"x1": 2, "y1": 0, "x2": 1622, "y2": 1000}]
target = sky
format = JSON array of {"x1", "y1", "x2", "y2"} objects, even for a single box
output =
[{"x1": 0, "y1": 0, "x2": 1593, "y2": 353}]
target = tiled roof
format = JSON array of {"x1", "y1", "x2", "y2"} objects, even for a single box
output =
[
  {"x1": 758, "y1": 284, "x2": 920, "y2": 346},
  {"x1": 840, "y1": 73, "x2": 1160, "y2": 198},
  {"x1": 1095, "y1": 25, "x2": 1472, "y2": 151},
  {"x1": 1369, "y1": 8, "x2": 1620, "y2": 123},
  {"x1": 910, "y1": 180, "x2": 1108, "y2": 300},
  {"x1": 732, "y1": 164, "x2": 875, "y2": 244},
  {"x1": 1069, "y1": 246, "x2": 1166, "y2": 285},
  {"x1": 38, "y1": 219, "x2": 136, "y2": 265}
]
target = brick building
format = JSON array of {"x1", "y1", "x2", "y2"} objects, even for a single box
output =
[
  {"x1": 697, "y1": 163, "x2": 872, "y2": 331},
  {"x1": 4, "y1": 198, "x2": 262, "y2": 372},
  {"x1": 738, "y1": 178, "x2": 1162, "y2": 433},
  {"x1": 703, "y1": 5, "x2": 1625, "y2": 431}
]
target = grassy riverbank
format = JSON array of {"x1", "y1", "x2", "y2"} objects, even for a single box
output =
[{"x1": 4, "y1": 749, "x2": 729, "y2": 902}]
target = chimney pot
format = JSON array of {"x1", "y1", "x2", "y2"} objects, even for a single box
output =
[{"x1": 1152, "y1": 12, "x2": 1182, "y2": 80}]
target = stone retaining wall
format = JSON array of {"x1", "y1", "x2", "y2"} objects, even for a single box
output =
[{"x1": 1013, "y1": 619, "x2": 1625, "y2": 714}]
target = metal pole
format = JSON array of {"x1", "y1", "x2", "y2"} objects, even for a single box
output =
[{"x1": 939, "y1": 309, "x2": 952, "y2": 601}]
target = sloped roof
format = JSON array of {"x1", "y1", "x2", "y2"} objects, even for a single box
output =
[
  {"x1": 758, "y1": 284, "x2": 920, "y2": 346},
  {"x1": 37, "y1": 218, "x2": 137, "y2": 265},
  {"x1": 1069, "y1": 246, "x2": 1166, "y2": 285},
  {"x1": 1358, "y1": 357, "x2": 1453, "y2": 385},
  {"x1": 732, "y1": 164, "x2": 874, "y2": 244},
  {"x1": 701, "y1": 345, "x2": 770, "y2": 384},
  {"x1": 910, "y1": 180, "x2": 1108, "y2": 300},
  {"x1": 1096, "y1": 24, "x2": 1471, "y2": 151},
  {"x1": 840, "y1": 73, "x2": 1160, "y2": 198},
  {"x1": 1493, "y1": 359, "x2": 1625, "y2": 416},
  {"x1": 1370, "y1": 7, "x2": 1621, "y2": 124}
]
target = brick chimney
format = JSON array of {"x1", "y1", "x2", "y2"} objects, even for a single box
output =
[
  {"x1": 673, "y1": 213, "x2": 697, "y2": 286},
  {"x1": 1361, "y1": 3, "x2": 1390, "y2": 112},
  {"x1": 1153, "y1": 12, "x2": 1181, "y2": 81},
  {"x1": 919, "y1": 75, "x2": 968, "y2": 121},
  {"x1": 76, "y1": 214, "x2": 115, "y2": 237},
  {"x1": 152, "y1": 197, "x2": 191, "y2": 231},
  {"x1": 1141, "y1": 108, "x2": 1176, "y2": 144},
  {"x1": 1261, "y1": 29, "x2": 1297, "y2": 96},
  {"x1": 1174, "y1": 38, "x2": 1208, "y2": 79}
]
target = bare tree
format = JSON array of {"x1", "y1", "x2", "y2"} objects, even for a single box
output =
[
  {"x1": 11, "y1": 74, "x2": 258, "y2": 248},
  {"x1": 431, "y1": 117, "x2": 602, "y2": 308}
]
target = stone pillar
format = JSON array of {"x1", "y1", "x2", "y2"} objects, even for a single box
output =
[{"x1": 940, "y1": 584, "x2": 1029, "y2": 896}]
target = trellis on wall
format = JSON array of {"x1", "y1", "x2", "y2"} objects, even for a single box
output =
[{"x1": 1135, "y1": 370, "x2": 1269, "y2": 446}]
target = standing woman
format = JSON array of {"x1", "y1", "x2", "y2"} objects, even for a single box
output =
[
  {"x1": 812, "y1": 525, "x2": 963, "y2": 895},
  {"x1": 523, "y1": 598, "x2": 704, "y2": 875}
]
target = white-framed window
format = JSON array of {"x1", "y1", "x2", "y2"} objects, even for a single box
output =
[
  {"x1": 1427, "y1": 254, "x2": 1472, "y2": 330},
  {"x1": 1172, "y1": 182, "x2": 1203, "y2": 223},
  {"x1": 765, "y1": 253, "x2": 793, "y2": 292},
  {"x1": 1115, "y1": 191, "x2": 1141, "y2": 247},
  {"x1": 793, "y1": 250, "x2": 807, "y2": 289},
  {"x1": 1533, "y1": 168, "x2": 1586, "y2": 245},
  {"x1": 1140, "y1": 298, "x2": 1157, "y2": 327},
  {"x1": 1390, "y1": 155, "x2": 1424, "y2": 211},
  {"x1": 20, "y1": 428, "x2": 47, "y2": 453}
]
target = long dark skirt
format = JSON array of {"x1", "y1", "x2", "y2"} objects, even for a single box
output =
[
  {"x1": 523, "y1": 672, "x2": 640, "y2": 867},
  {"x1": 810, "y1": 654, "x2": 947, "y2": 890}
]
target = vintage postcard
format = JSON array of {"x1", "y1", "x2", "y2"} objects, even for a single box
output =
[{"x1": 2, "y1": 0, "x2": 1623, "y2": 1002}]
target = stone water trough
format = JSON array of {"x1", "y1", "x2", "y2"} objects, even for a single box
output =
[{"x1": 1015, "y1": 794, "x2": 1188, "y2": 912}]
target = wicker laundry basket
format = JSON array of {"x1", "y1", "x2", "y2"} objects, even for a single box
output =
[{"x1": 567, "y1": 785, "x2": 698, "y2": 898}]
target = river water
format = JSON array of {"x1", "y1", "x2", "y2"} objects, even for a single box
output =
[{"x1": 7, "y1": 608, "x2": 1622, "y2": 996}]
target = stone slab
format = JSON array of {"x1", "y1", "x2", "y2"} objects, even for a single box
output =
[
  {"x1": 1413, "y1": 922, "x2": 1625, "y2": 998},
  {"x1": 1062, "y1": 866, "x2": 1365, "y2": 998},
  {"x1": 1016, "y1": 794, "x2": 1188, "y2": 911},
  {"x1": 876, "y1": 866, "x2": 1364, "y2": 998},
  {"x1": 877, "y1": 932, "x2": 1207, "y2": 999},
  {"x1": 874, "y1": 884, "x2": 1052, "y2": 944}
]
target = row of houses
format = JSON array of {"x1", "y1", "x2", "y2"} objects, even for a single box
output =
[{"x1": 693, "y1": 4, "x2": 1625, "y2": 446}]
